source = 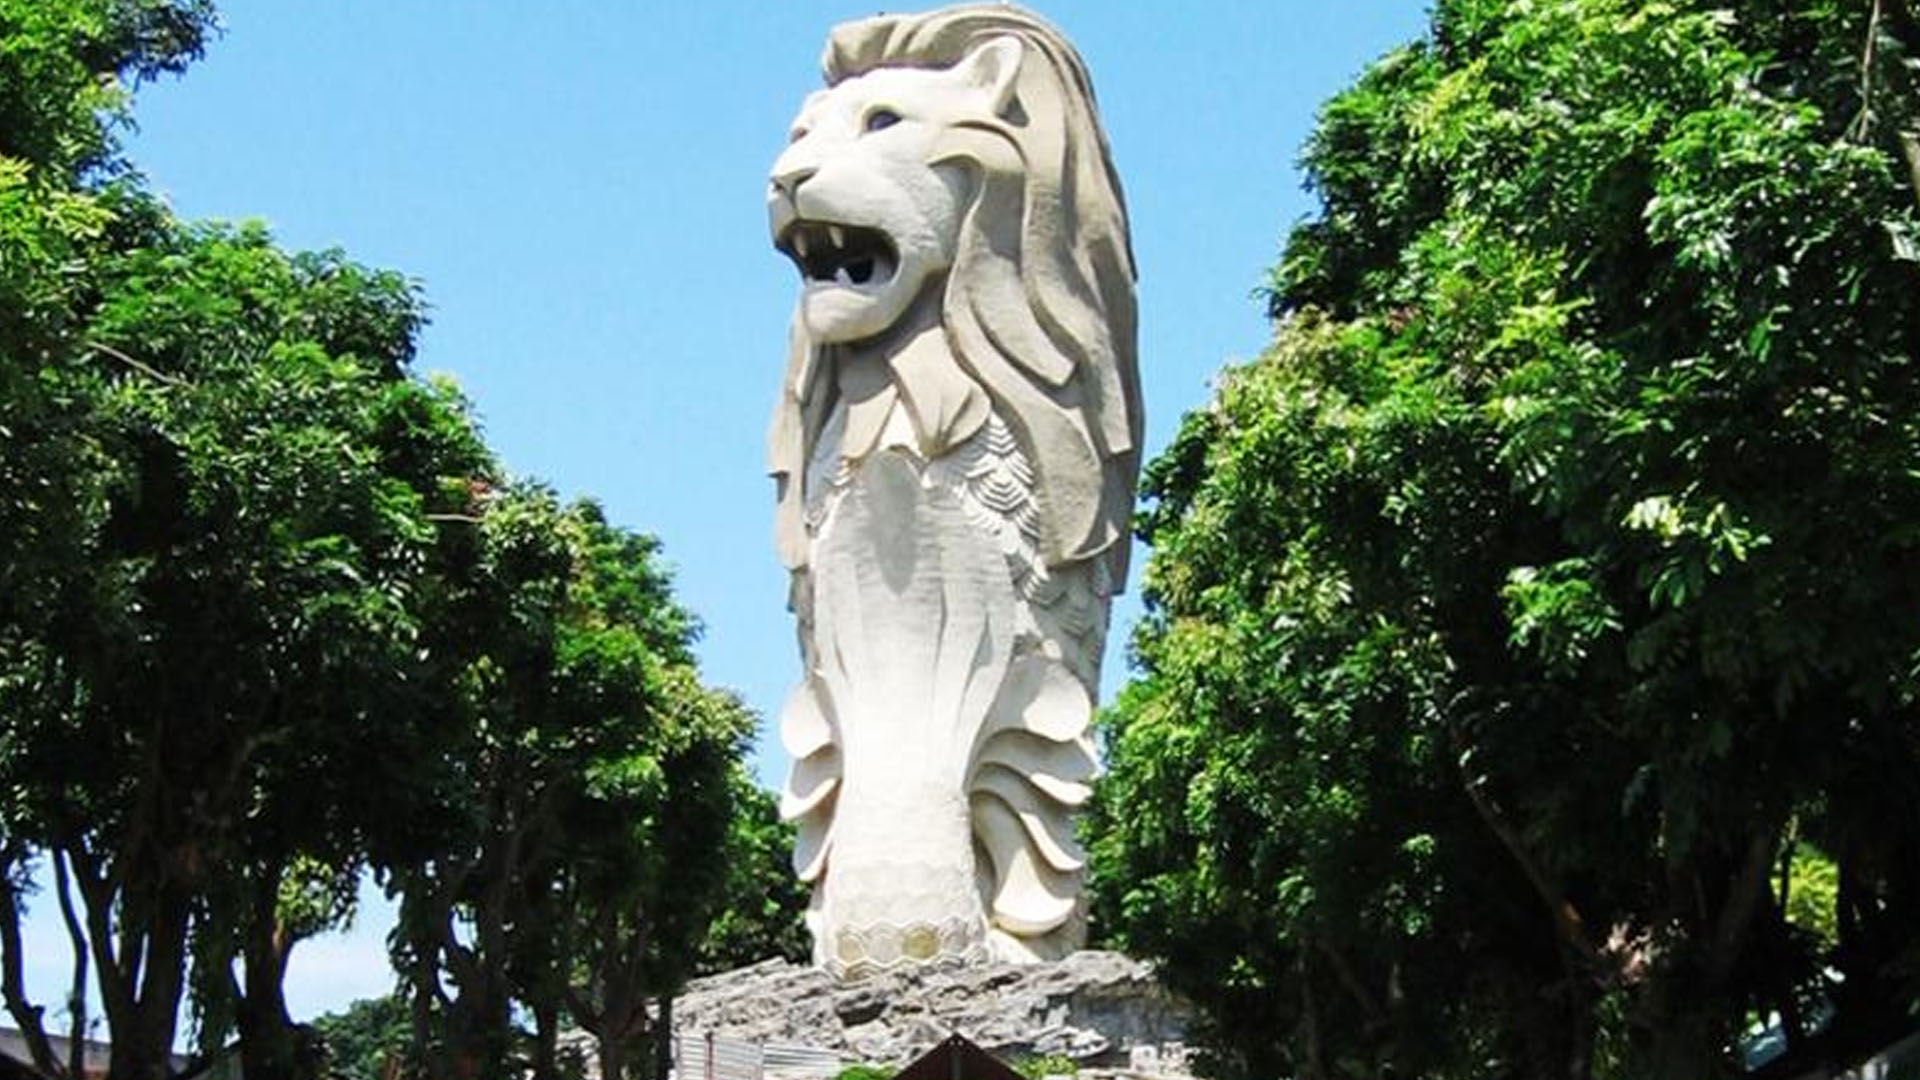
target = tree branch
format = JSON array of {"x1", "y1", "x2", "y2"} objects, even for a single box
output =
[
  {"x1": 84, "y1": 341, "x2": 183, "y2": 387},
  {"x1": 1457, "y1": 762, "x2": 1606, "y2": 974},
  {"x1": 1852, "y1": 0, "x2": 1886, "y2": 142},
  {"x1": 52, "y1": 852, "x2": 87, "y2": 1080},
  {"x1": 563, "y1": 988, "x2": 602, "y2": 1040},
  {"x1": 1889, "y1": 0, "x2": 1920, "y2": 205},
  {"x1": 1852, "y1": 0, "x2": 1920, "y2": 208}
]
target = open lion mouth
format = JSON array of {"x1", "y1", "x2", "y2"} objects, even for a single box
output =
[{"x1": 777, "y1": 221, "x2": 899, "y2": 289}]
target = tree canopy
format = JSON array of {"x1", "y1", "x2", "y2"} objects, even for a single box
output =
[
  {"x1": 0, "y1": 4, "x2": 796, "y2": 1079},
  {"x1": 387, "y1": 484, "x2": 758, "y2": 1080},
  {"x1": 1091, "y1": 1, "x2": 1920, "y2": 1078}
]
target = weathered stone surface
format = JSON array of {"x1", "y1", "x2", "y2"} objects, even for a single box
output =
[{"x1": 674, "y1": 950, "x2": 1192, "y2": 1075}]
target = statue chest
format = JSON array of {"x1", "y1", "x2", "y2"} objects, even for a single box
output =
[{"x1": 802, "y1": 342, "x2": 1013, "y2": 533}]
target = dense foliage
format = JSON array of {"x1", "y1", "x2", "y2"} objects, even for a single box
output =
[
  {"x1": 1091, "y1": 2, "x2": 1920, "y2": 1079},
  {"x1": 697, "y1": 777, "x2": 810, "y2": 976},
  {"x1": 389, "y1": 485, "x2": 755, "y2": 1080},
  {"x1": 0, "y1": 4, "x2": 797, "y2": 1079},
  {"x1": 312, "y1": 995, "x2": 412, "y2": 1080}
]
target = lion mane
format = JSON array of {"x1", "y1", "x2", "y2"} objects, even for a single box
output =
[{"x1": 767, "y1": 3, "x2": 1141, "y2": 586}]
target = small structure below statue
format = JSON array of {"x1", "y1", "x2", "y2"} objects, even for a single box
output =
[{"x1": 892, "y1": 1035, "x2": 1024, "y2": 1080}]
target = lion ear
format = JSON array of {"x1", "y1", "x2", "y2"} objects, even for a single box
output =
[{"x1": 954, "y1": 35, "x2": 1023, "y2": 115}]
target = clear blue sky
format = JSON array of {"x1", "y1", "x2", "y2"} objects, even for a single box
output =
[{"x1": 26, "y1": 0, "x2": 1431, "y2": 1030}]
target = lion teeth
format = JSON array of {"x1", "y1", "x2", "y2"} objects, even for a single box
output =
[
  {"x1": 794, "y1": 231, "x2": 811, "y2": 258},
  {"x1": 829, "y1": 224, "x2": 845, "y2": 248}
]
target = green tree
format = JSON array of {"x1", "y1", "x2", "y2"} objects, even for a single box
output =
[
  {"x1": 389, "y1": 487, "x2": 753, "y2": 1080},
  {"x1": 313, "y1": 995, "x2": 412, "y2": 1080},
  {"x1": 0, "y1": 0, "x2": 215, "y2": 183},
  {"x1": 0, "y1": 209, "x2": 491, "y2": 1080},
  {"x1": 3, "y1": 8, "x2": 770, "y2": 1080},
  {"x1": 539, "y1": 682, "x2": 752, "y2": 1080},
  {"x1": 1092, "y1": 2, "x2": 1920, "y2": 1079},
  {"x1": 3, "y1": 14, "x2": 496, "y2": 1078},
  {"x1": 0, "y1": 0, "x2": 217, "y2": 652},
  {"x1": 696, "y1": 774, "x2": 809, "y2": 975}
]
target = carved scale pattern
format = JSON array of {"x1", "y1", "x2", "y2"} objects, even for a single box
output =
[{"x1": 781, "y1": 404, "x2": 1105, "y2": 976}]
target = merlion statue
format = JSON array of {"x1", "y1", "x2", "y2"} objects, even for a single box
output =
[{"x1": 766, "y1": 4, "x2": 1139, "y2": 978}]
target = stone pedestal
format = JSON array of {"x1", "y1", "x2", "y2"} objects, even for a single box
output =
[{"x1": 669, "y1": 951, "x2": 1194, "y2": 1079}]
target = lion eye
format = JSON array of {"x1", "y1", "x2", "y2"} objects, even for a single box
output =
[
  {"x1": 788, "y1": 126, "x2": 808, "y2": 144},
  {"x1": 863, "y1": 108, "x2": 902, "y2": 133}
]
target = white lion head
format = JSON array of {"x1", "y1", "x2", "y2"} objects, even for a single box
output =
[
  {"x1": 767, "y1": 38, "x2": 1024, "y2": 344},
  {"x1": 767, "y1": 3, "x2": 1141, "y2": 584}
]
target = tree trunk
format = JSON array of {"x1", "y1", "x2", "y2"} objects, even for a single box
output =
[
  {"x1": 1634, "y1": 831, "x2": 1778, "y2": 1080},
  {"x1": 52, "y1": 853, "x2": 88, "y2": 1080},
  {"x1": 1564, "y1": 975, "x2": 1596, "y2": 1080},
  {"x1": 0, "y1": 866, "x2": 62, "y2": 1078},
  {"x1": 652, "y1": 996, "x2": 674, "y2": 1080},
  {"x1": 107, "y1": 882, "x2": 191, "y2": 1080},
  {"x1": 1644, "y1": 1007, "x2": 1725, "y2": 1080},
  {"x1": 405, "y1": 963, "x2": 442, "y2": 1080},
  {"x1": 599, "y1": 1037, "x2": 627, "y2": 1080},
  {"x1": 600, "y1": 989, "x2": 643, "y2": 1080},
  {"x1": 530, "y1": 1004, "x2": 558, "y2": 1080},
  {"x1": 237, "y1": 868, "x2": 315, "y2": 1080},
  {"x1": 395, "y1": 877, "x2": 463, "y2": 1080},
  {"x1": 70, "y1": 846, "x2": 136, "y2": 1067},
  {"x1": 1298, "y1": 958, "x2": 1327, "y2": 1080},
  {"x1": 441, "y1": 818, "x2": 523, "y2": 1079}
]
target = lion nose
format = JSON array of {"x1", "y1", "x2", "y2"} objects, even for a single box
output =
[{"x1": 769, "y1": 165, "x2": 816, "y2": 200}]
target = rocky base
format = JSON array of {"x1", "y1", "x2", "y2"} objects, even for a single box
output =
[{"x1": 672, "y1": 950, "x2": 1193, "y2": 1077}]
